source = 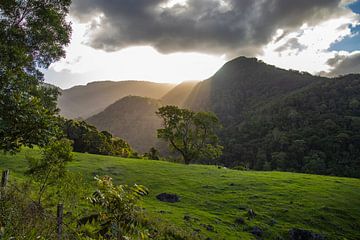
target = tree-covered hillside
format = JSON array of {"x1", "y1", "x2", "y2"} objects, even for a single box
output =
[
  {"x1": 185, "y1": 57, "x2": 360, "y2": 177},
  {"x1": 185, "y1": 57, "x2": 324, "y2": 125},
  {"x1": 87, "y1": 96, "x2": 164, "y2": 153},
  {"x1": 222, "y1": 74, "x2": 360, "y2": 177}
]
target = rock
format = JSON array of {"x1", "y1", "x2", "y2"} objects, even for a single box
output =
[
  {"x1": 269, "y1": 219, "x2": 277, "y2": 226},
  {"x1": 156, "y1": 193, "x2": 180, "y2": 203},
  {"x1": 235, "y1": 217, "x2": 245, "y2": 225},
  {"x1": 251, "y1": 226, "x2": 263, "y2": 236},
  {"x1": 206, "y1": 225, "x2": 214, "y2": 232},
  {"x1": 247, "y1": 209, "x2": 256, "y2": 219},
  {"x1": 289, "y1": 228, "x2": 324, "y2": 240},
  {"x1": 200, "y1": 224, "x2": 215, "y2": 232}
]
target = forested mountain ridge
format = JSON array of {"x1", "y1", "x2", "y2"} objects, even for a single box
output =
[
  {"x1": 86, "y1": 96, "x2": 163, "y2": 153},
  {"x1": 79, "y1": 56, "x2": 359, "y2": 177},
  {"x1": 185, "y1": 57, "x2": 325, "y2": 125},
  {"x1": 221, "y1": 74, "x2": 360, "y2": 177},
  {"x1": 184, "y1": 57, "x2": 360, "y2": 177},
  {"x1": 58, "y1": 81, "x2": 175, "y2": 119}
]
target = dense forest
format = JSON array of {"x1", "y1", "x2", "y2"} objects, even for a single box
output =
[
  {"x1": 221, "y1": 74, "x2": 360, "y2": 177},
  {"x1": 184, "y1": 57, "x2": 360, "y2": 177}
]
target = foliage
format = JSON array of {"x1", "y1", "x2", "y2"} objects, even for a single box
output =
[
  {"x1": 156, "y1": 105, "x2": 223, "y2": 164},
  {"x1": 0, "y1": 181, "x2": 59, "y2": 239},
  {"x1": 79, "y1": 176, "x2": 149, "y2": 239},
  {"x1": 62, "y1": 119, "x2": 133, "y2": 157},
  {"x1": 26, "y1": 138, "x2": 73, "y2": 204},
  {"x1": 184, "y1": 57, "x2": 360, "y2": 177},
  {"x1": 144, "y1": 147, "x2": 160, "y2": 160},
  {"x1": 221, "y1": 74, "x2": 360, "y2": 178},
  {"x1": 0, "y1": 0, "x2": 71, "y2": 152}
]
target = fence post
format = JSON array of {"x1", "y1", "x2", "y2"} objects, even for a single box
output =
[
  {"x1": 1, "y1": 170, "x2": 9, "y2": 188},
  {"x1": 57, "y1": 203, "x2": 64, "y2": 240}
]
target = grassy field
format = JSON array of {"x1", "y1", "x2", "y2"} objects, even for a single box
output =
[{"x1": 0, "y1": 148, "x2": 359, "y2": 240}]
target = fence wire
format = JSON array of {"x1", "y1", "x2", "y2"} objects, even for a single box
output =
[{"x1": 0, "y1": 173, "x2": 82, "y2": 240}]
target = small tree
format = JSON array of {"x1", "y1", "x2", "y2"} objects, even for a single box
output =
[
  {"x1": 156, "y1": 105, "x2": 223, "y2": 164},
  {"x1": 79, "y1": 176, "x2": 149, "y2": 239},
  {"x1": 26, "y1": 139, "x2": 73, "y2": 204},
  {"x1": 144, "y1": 147, "x2": 160, "y2": 160}
]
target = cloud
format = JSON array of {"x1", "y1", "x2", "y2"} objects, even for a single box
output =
[
  {"x1": 70, "y1": 0, "x2": 353, "y2": 57},
  {"x1": 275, "y1": 38, "x2": 308, "y2": 53},
  {"x1": 327, "y1": 51, "x2": 360, "y2": 76},
  {"x1": 259, "y1": 15, "x2": 357, "y2": 74}
]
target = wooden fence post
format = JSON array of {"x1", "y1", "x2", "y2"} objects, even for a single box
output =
[
  {"x1": 57, "y1": 203, "x2": 64, "y2": 240},
  {"x1": 1, "y1": 170, "x2": 9, "y2": 188}
]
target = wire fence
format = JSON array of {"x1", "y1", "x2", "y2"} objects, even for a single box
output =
[{"x1": 0, "y1": 169, "x2": 81, "y2": 240}]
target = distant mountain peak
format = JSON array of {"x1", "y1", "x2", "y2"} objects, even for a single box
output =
[{"x1": 57, "y1": 80, "x2": 175, "y2": 119}]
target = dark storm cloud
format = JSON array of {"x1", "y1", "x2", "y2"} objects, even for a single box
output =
[
  {"x1": 275, "y1": 38, "x2": 308, "y2": 53},
  {"x1": 70, "y1": 0, "x2": 349, "y2": 57},
  {"x1": 327, "y1": 53, "x2": 360, "y2": 76}
]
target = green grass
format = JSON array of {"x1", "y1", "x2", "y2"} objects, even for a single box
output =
[{"x1": 1, "y1": 148, "x2": 359, "y2": 240}]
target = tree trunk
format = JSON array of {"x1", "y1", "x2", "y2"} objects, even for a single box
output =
[{"x1": 183, "y1": 156, "x2": 191, "y2": 165}]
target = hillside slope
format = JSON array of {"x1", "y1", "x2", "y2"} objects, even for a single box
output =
[
  {"x1": 184, "y1": 57, "x2": 360, "y2": 177},
  {"x1": 221, "y1": 74, "x2": 360, "y2": 177},
  {"x1": 58, "y1": 81, "x2": 174, "y2": 119},
  {"x1": 161, "y1": 81, "x2": 199, "y2": 107},
  {"x1": 86, "y1": 96, "x2": 163, "y2": 153},
  {"x1": 1, "y1": 148, "x2": 359, "y2": 240},
  {"x1": 185, "y1": 57, "x2": 323, "y2": 125}
]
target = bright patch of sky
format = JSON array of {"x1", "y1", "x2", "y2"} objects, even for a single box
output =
[
  {"x1": 45, "y1": 18, "x2": 226, "y2": 89},
  {"x1": 259, "y1": 1, "x2": 360, "y2": 75},
  {"x1": 259, "y1": 15, "x2": 356, "y2": 74},
  {"x1": 330, "y1": 1, "x2": 360, "y2": 52}
]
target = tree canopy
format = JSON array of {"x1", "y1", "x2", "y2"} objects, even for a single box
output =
[
  {"x1": 62, "y1": 119, "x2": 134, "y2": 157},
  {"x1": 156, "y1": 105, "x2": 222, "y2": 164},
  {"x1": 0, "y1": 0, "x2": 72, "y2": 152}
]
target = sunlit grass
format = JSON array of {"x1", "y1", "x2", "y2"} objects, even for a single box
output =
[{"x1": 1, "y1": 148, "x2": 359, "y2": 239}]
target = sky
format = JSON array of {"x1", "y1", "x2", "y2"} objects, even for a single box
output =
[{"x1": 44, "y1": 0, "x2": 360, "y2": 89}]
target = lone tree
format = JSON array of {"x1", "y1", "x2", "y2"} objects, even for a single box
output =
[
  {"x1": 0, "y1": 0, "x2": 72, "y2": 152},
  {"x1": 156, "y1": 105, "x2": 223, "y2": 164}
]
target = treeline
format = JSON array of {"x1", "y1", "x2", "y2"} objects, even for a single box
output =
[
  {"x1": 61, "y1": 119, "x2": 134, "y2": 157},
  {"x1": 221, "y1": 75, "x2": 360, "y2": 178}
]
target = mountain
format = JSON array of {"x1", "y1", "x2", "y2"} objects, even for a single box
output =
[
  {"x1": 185, "y1": 57, "x2": 323, "y2": 125},
  {"x1": 184, "y1": 57, "x2": 360, "y2": 177},
  {"x1": 80, "y1": 56, "x2": 360, "y2": 177},
  {"x1": 220, "y1": 74, "x2": 360, "y2": 177},
  {"x1": 161, "y1": 81, "x2": 198, "y2": 106},
  {"x1": 86, "y1": 96, "x2": 163, "y2": 153},
  {"x1": 58, "y1": 81, "x2": 175, "y2": 119}
]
